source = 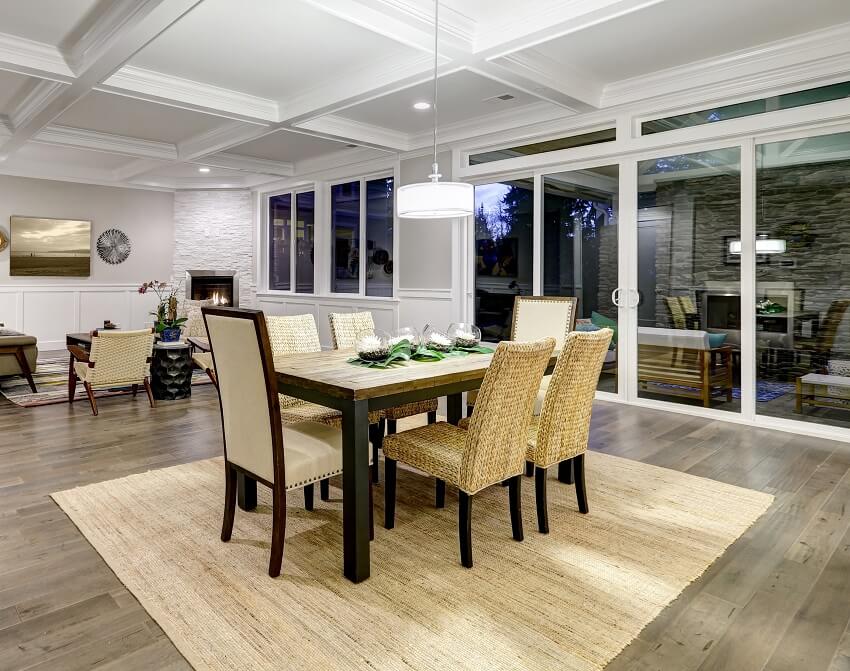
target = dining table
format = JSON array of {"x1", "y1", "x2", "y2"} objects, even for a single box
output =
[{"x1": 235, "y1": 346, "x2": 557, "y2": 583}]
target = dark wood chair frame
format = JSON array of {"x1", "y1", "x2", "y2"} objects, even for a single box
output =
[
  {"x1": 203, "y1": 306, "x2": 373, "y2": 578},
  {"x1": 0, "y1": 344, "x2": 37, "y2": 393},
  {"x1": 67, "y1": 332, "x2": 155, "y2": 416}
]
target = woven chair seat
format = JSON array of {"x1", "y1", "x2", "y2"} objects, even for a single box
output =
[
  {"x1": 382, "y1": 398, "x2": 438, "y2": 420},
  {"x1": 279, "y1": 399, "x2": 380, "y2": 427},
  {"x1": 382, "y1": 422, "x2": 467, "y2": 487},
  {"x1": 192, "y1": 352, "x2": 213, "y2": 371}
]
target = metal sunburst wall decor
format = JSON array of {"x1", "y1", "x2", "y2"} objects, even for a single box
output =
[{"x1": 96, "y1": 228, "x2": 131, "y2": 265}]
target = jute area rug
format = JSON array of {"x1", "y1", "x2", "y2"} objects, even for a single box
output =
[{"x1": 52, "y1": 452, "x2": 772, "y2": 671}]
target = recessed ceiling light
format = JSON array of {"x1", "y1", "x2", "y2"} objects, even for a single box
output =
[
  {"x1": 413, "y1": 101, "x2": 431, "y2": 110},
  {"x1": 198, "y1": 167, "x2": 211, "y2": 173}
]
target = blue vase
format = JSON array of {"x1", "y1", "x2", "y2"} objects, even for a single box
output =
[{"x1": 160, "y1": 327, "x2": 181, "y2": 343}]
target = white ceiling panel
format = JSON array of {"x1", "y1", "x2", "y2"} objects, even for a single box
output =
[
  {"x1": 128, "y1": 0, "x2": 422, "y2": 100},
  {"x1": 337, "y1": 70, "x2": 541, "y2": 134},
  {"x1": 13, "y1": 143, "x2": 132, "y2": 170},
  {"x1": 54, "y1": 92, "x2": 237, "y2": 143},
  {"x1": 0, "y1": 70, "x2": 34, "y2": 116},
  {"x1": 138, "y1": 163, "x2": 258, "y2": 179},
  {"x1": 531, "y1": 0, "x2": 850, "y2": 82},
  {"x1": 0, "y1": 0, "x2": 99, "y2": 45},
  {"x1": 228, "y1": 130, "x2": 355, "y2": 163}
]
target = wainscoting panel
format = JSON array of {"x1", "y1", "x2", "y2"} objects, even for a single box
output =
[
  {"x1": 397, "y1": 288, "x2": 458, "y2": 335},
  {"x1": 0, "y1": 285, "x2": 160, "y2": 351}
]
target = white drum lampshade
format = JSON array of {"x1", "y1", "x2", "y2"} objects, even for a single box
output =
[{"x1": 397, "y1": 180, "x2": 474, "y2": 219}]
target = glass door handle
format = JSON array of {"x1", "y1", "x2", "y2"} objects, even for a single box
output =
[
  {"x1": 611, "y1": 288, "x2": 622, "y2": 307},
  {"x1": 628, "y1": 289, "x2": 641, "y2": 308}
]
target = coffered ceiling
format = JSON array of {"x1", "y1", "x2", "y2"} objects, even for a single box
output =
[{"x1": 0, "y1": 0, "x2": 847, "y2": 190}]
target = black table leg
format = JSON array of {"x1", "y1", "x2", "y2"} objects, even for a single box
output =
[
  {"x1": 237, "y1": 473, "x2": 257, "y2": 511},
  {"x1": 342, "y1": 398, "x2": 371, "y2": 583},
  {"x1": 447, "y1": 393, "x2": 463, "y2": 426}
]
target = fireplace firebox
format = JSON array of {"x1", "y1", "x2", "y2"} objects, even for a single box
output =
[{"x1": 185, "y1": 270, "x2": 238, "y2": 307}]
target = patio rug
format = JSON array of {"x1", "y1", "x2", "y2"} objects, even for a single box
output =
[
  {"x1": 0, "y1": 352, "x2": 212, "y2": 408},
  {"x1": 53, "y1": 452, "x2": 773, "y2": 671}
]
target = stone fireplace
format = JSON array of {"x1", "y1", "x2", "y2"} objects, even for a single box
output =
[{"x1": 185, "y1": 270, "x2": 238, "y2": 307}]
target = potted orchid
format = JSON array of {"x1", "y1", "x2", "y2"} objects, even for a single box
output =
[{"x1": 138, "y1": 280, "x2": 187, "y2": 342}]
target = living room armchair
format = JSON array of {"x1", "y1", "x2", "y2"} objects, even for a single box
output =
[{"x1": 0, "y1": 328, "x2": 38, "y2": 393}]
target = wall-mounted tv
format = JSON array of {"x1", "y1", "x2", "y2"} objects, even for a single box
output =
[{"x1": 10, "y1": 216, "x2": 91, "y2": 277}]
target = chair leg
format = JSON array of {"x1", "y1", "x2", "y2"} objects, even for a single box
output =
[
  {"x1": 466, "y1": 404, "x2": 474, "y2": 418},
  {"x1": 574, "y1": 453, "x2": 589, "y2": 514},
  {"x1": 387, "y1": 419, "x2": 397, "y2": 435},
  {"x1": 508, "y1": 475, "x2": 524, "y2": 542},
  {"x1": 131, "y1": 383, "x2": 138, "y2": 397},
  {"x1": 435, "y1": 478, "x2": 446, "y2": 508},
  {"x1": 535, "y1": 466, "x2": 549, "y2": 534},
  {"x1": 525, "y1": 460, "x2": 534, "y2": 477},
  {"x1": 143, "y1": 377, "x2": 156, "y2": 408},
  {"x1": 459, "y1": 491, "x2": 473, "y2": 568},
  {"x1": 83, "y1": 381, "x2": 98, "y2": 416},
  {"x1": 14, "y1": 348, "x2": 36, "y2": 393},
  {"x1": 558, "y1": 458, "x2": 574, "y2": 484},
  {"x1": 304, "y1": 483, "x2": 314, "y2": 511},
  {"x1": 427, "y1": 410, "x2": 437, "y2": 424},
  {"x1": 320, "y1": 478, "x2": 330, "y2": 501},
  {"x1": 221, "y1": 463, "x2": 237, "y2": 542},
  {"x1": 384, "y1": 458, "x2": 397, "y2": 529},
  {"x1": 269, "y1": 487, "x2": 286, "y2": 578}
]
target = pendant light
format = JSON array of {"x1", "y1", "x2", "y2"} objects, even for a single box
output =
[{"x1": 397, "y1": 0, "x2": 474, "y2": 219}]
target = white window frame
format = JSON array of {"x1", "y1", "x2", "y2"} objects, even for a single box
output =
[{"x1": 262, "y1": 184, "x2": 317, "y2": 296}]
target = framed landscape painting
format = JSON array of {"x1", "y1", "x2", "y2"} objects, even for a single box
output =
[{"x1": 10, "y1": 216, "x2": 91, "y2": 277}]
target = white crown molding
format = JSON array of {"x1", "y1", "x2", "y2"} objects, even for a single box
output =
[
  {"x1": 111, "y1": 157, "x2": 173, "y2": 182},
  {"x1": 177, "y1": 121, "x2": 275, "y2": 161},
  {"x1": 101, "y1": 66, "x2": 280, "y2": 122},
  {"x1": 35, "y1": 124, "x2": 177, "y2": 160},
  {"x1": 295, "y1": 115, "x2": 410, "y2": 152},
  {"x1": 7, "y1": 80, "x2": 68, "y2": 129},
  {"x1": 0, "y1": 156, "x2": 173, "y2": 191},
  {"x1": 0, "y1": 32, "x2": 73, "y2": 80},
  {"x1": 602, "y1": 21, "x2": 850, "y2": 109},
  {"x1": 205, "y1": 152, "x2": 294, "y2": 177}
]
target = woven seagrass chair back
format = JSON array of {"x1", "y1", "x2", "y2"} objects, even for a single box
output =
[
  {"x1": 87, "y1": 329, "x2": 154, "y2": 387},
  {"x1": 533, "y1": 329, "x2": 613, "y2": 468},
  {"x1": 203, "y1": 307, "x2": 283, "y2": 485},
  {"x1": 665, "y1": 297, "x2": 687, "y2": 330},
  {"x1": 461, "y1": 338, "x2": 555, "y2": 493},
  {"x1": 267, "y1": 314, "x2": 322, "y2": 409},
  {"x1": 816, "y1": 300, "x2": 850, "y2": 352},
  {"x1": 182, "y1": 299, "x2": 214, "y2": 338},
  {"x1": 329, "y1": 311, "x2": 374, "y2": 349},
  {"x1": 511, "y1": 296, "x2": 577, "y2": 350}
]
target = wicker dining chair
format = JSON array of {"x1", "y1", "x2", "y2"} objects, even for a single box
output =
[
  {"x1": 203, "y1": 306, "x2": 373, "y2": 578},
  {"x1": 383, "y1": 338, "x2": 555, "y2": 568},
  {"x1": 466, "y1": 295, "x2": 578, "y2": 471},
  {"x1": 68, "y1": 329, "x2": 156, "y2": 416},
  {"x1": 527, "y1": 328, "x2": 613, "y2": 533},
  {"x1": 328, "y1": 311, "x2": 438, "y2": 482}
]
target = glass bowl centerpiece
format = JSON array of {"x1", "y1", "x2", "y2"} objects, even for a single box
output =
[
  {"x1": 389, "y1": 326, "x2": 420, "y2": 350},
  {"x1": 355, "y1": 330, "x2": 391, "y2": 361},
  {"x1": 423, "y1": 326, "x2": 454, "y2": 353},
  {"x1": 448, "y1": 323, "x2": 481, "y2": 349}
]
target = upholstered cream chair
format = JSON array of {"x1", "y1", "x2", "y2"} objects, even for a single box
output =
[
  {"x1": 328, "y1": 311, "x2": 438, "y2": 482},
  {"x1": 203, "y1": 306, "x2": 372, "y2": 578},
  {"x1": 268, "y1": 313, "x2": 380, "y2": 506},
  {"x1": 527, "y1": 329, "x2": 613, "y2": 533},
  {"x1": 68, "y1": 329, "x2": 155, "y2": 416},
  {"x1": 382, "y1": 338, "x2": 555, "y2": 568},
  {"x1": 466, "y1": 295, "x2": 578, "y2": 471}
]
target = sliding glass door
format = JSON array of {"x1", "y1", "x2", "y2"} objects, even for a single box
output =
[
  {"x1": 542, "y1": 165, "x2": 619, "y2": 392},
  {"x1": 635, "y1": 148, "x2": 742, "y2": 412}
]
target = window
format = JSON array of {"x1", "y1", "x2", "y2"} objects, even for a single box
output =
[
  {"x1": 469, "y1": 128, "x2": 616, "y2": 166},
  {"x1": 365, "y1": 177, "x2": 394, "y2": 297},
  {"x1": 295, "y1": 192, "x2": 314, "y2": 293},
  {"x1": 474, "y1": 179, "x2": 534, "y2": 340},
  {"x1": 642, "y1": 81, "x2": 850, "y2": 135},
  {"x1": 267, "y1": 190, "x2": 314, "y2": 293},
  {"x1": 268, "y1": 193, "x2": 291, "y2": 291},
  {"x1": 331, "y1": 176, "x2": 395, "y2": 296}
]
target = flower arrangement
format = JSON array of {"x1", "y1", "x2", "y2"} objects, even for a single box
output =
[
  {"x1": 356, "y1": 334, "x2": 391, "y2": 361},
  {"x1": 347, "y1": 323, "x2": 492, "y2": 368},
  {"x1": 424, "y1": 328, "x2": 454, "y2": 352},
  {"x1": 138, "y1": 280, "x2": 187, "y2": 341}
]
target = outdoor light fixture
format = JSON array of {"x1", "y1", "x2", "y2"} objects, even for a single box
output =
[
  {"x1": 397, "y1": 0, "x2": 473, "y2": 219},
  {"x1": 728, "y1": 235, "x2": 786, "y2": 255}
]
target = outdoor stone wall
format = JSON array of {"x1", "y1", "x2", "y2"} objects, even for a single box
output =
[
  {"x1": 595, "y1": 221, "x2": 618, "y2": 317},
  {"x1": 173, "y1": 189, "x2": 256, "y2": 308}
]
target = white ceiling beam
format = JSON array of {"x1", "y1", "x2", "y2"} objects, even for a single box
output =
[
  {"x1": 0, "y1": 0, "x2": 204, "y2": 161},
  {"x1": 294, "y1": 116, "x2": 410, "y2": 152},
  {"x1": 6, "y1": 79, "x2": 68, "y2": 129},
  {"x1": 0, "y1": 32, "x2": 73, "y2": 80},
  {"x1": 35, "y1": 124, "x2": 177, "y2": 160},
  {"x1": 176, "y1": 120, "x2": 275, "y2": 162},
  {"x1": 203, "y1": 152, "x2": 294, "y2": 177},
  {"x1": 111, "y1": 157, "x2": 175, "y2": 182}
]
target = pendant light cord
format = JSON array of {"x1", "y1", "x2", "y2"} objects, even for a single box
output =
[{"x1": 431, "y1": 0, "x2": 440, "y2": 180}]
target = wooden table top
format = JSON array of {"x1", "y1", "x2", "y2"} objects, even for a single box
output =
[{"x1": 273, "y1": 346, "x2": 558, "y2": 401}]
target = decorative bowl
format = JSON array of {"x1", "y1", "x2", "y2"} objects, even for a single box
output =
[
  {"x1": 447, "y1": 323, "x2": 482, "y2": 349},
  {"x1": 389, "y1": 326, "x2": 420, "y2": 349},
  {"x1": 355, "y1": 331, "x2": 391, "y2": 361},
  {"x1": 423, "y1": 326, "x2": 454, "y2": 352}
]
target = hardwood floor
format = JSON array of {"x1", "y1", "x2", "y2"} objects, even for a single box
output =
[{"x1": 2, "y1": 386, "x2": 850, "y2": 670}]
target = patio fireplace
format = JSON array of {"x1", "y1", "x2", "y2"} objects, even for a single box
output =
[{"x1": 185, "y1": 270, "x2": 239, "y2": 307}]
